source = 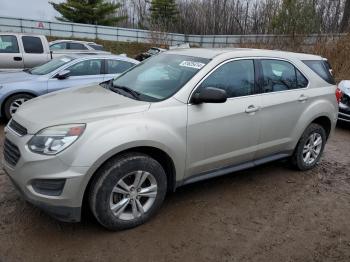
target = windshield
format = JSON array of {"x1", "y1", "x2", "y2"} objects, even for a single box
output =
[
  {"x1": 29, "y1": 56, "x2": 75, "y2": 75},
  {"x1": 112, "y1": 54, "x2": 209, "y2": 101}
]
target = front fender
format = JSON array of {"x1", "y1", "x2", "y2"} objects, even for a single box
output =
[{"x1": 58, "y1": 112, "x2": 187, "y2": 197}]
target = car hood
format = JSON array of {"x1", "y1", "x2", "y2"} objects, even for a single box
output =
[
  {"x1": 0, "y1": 71, "x2": 39, "y2": 84},
  {"x1": 13, "y1": 84, "x2": 151, "y2": 134},
  {"x1": 339, "y1": 80, "x2": 350, "y2": 95}
]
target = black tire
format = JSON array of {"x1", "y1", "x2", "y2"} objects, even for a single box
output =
[
  {"x1": 291, "y1": 123, "x2": 327, "y2": 171},
  {"x1": 89, "y1": 153, "x2": 167, "y2": 231},
  {"x1": 4, "y1": 93, "x2": 34, "y2": 121}
]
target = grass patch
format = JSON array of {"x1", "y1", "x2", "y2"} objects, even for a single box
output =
[{"x1": 47, "y1": 36, "x2": 153, "y2": 59}]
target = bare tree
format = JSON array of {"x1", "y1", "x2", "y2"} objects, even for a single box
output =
[
  {"x1": 113, "y1": 0, "x2": 348, "y2": 35},
  {"x1": 340, "y1": 0, "x2": 350, "y2": 32}
]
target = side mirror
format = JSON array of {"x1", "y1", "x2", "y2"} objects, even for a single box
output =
[
  {"x1": 191, "y1": 87, "x2": 228, "y2": 104},
  {"x1": 55, "y1": 70, "x2": 70, "y2": 80}
]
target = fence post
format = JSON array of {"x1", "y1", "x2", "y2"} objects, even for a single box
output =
[{"x1": 20, "y1": 18, "x2": 23, "y2": 33}]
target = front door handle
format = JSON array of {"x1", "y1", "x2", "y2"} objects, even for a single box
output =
[
  {"x1": 245, "y1": 105, "x2": 260, "y2": 114},
  {"x1": 298, "y1": 95, "x2": 308, "y2": 102},
  {"x1": 13, "y1": 56, "x2": 22, "y2": 61}
]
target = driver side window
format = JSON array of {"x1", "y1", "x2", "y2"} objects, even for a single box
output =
[
  {"x1": 67, "y1": 59, "x2": 102, "y2": 76},
  {"x1": 199, "y1": 60, "x2": 255, "y2": 98}
]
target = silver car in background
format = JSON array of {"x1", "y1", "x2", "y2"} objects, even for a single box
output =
[
  {"x1": 49, "y1": 40, "x2": 107, "y2": 52},
  {"x1": 0, "y1": 54, "x2": 139, "y2": 120}
]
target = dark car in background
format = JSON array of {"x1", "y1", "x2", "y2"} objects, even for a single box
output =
[
  {"x1": 134, "y1": 47, "x2": 167, "y2": 61},
  {"x1": 339, "y1": 80, "x2": 350, "y2": 123}
]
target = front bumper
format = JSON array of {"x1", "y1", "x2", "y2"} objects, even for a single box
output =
[
  {"x1": 3, "y1": 126, "x2": 90, "y2": 222},
  {"x1": 338, "y1": 103, "x2": 350, "y2": 122}
]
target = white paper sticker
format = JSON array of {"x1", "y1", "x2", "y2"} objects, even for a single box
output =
[{"x1": 179, "y1": 61, "x2": 205, "y2": 69}]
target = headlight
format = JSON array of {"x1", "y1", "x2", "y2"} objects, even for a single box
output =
[{"x1": 28, "y1": 124, "x2": 86, "y2": 155}]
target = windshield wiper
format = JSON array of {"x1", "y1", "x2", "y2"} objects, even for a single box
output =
[
  {"x1": 111, "y1": 84, "x2": 140, "y2": 100},
  {"x1": 23, "y1": 68, "x2": 32, "y2": 74}
]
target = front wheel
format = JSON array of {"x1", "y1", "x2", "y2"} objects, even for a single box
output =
[
  {"x1": 291, "y1": 123, "x2": 327, "y2": 171},
  {"x1": 89, "y1": 153, "x2": 167, "y2": 230},
  {"x1": 4, "y1": 93, "x2": 34, "y2": 120}
]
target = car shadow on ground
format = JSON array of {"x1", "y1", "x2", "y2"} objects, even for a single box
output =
[{"x1": 15, "y1": 159, "x2": 293, "y2": 233}]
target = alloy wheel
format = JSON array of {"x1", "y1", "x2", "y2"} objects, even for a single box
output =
[
  {"x1": 109, "y1": 171, "x2": 158, "y2": 221},
  {"x1": 302, "y1": 132, "x2": 323, "y2": 165},
  {"x1": 9, "y1": 98, "x2": 29, "y2": 116}
]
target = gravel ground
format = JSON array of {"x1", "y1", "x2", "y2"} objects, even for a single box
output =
[{"x1": 0, "y1": 123, "x2": 349, "y2": 262}]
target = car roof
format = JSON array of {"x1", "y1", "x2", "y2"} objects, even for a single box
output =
[
  {"x1": 0, "y1": 32, "x2": 46, "y2": 37},
  {"x1": 64, "y1": 54, "x2": 139, "y2": 64},
  {"x1": 50, "y1": 40, "x2": 101, "y2": 46},
  {"x1": 166, "y1": 48, "x2": 323, "y2": 60}
]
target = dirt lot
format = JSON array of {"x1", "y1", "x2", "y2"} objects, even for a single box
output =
[{"x1": 0, "y1": 123, "x2": 349, "y2": 262}]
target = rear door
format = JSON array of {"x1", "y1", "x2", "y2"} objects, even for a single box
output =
[
  {"x1": 0, "y1": 35, "x2": 24, "y2": 69},
  {"x1": 186, "y1": 59, "x2": 262, "y2": 178},
  {"x1": 47, "y1": 58, "x2": 105, "y2": 93},
  {"x1": 255, "y1": 59, "x2": 310, "y2": 158},
  {"x1": 104, "y1": 59, "x2": 136, "y2": 81},
  {"x1": 21, "y1": 36, "x2": 48, "y2": 68}
]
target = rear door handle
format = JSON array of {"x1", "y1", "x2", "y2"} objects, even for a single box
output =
[
  {"x1": 245, "y1": 105, "x2": 260, "y2": 114},
  {"x1": 13, "y1": 56, "x2": 22, "y2": 61},
  {"x1": 298, "y1": 95, "x2": 308, "y2": 102}
]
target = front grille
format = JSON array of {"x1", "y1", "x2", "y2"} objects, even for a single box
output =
[
  {"x1": 4, "y1": 138, "x2": 21, "y2": 166},
  {"x1": 8, "y1": 120, "x2": 27, "y2": 136}
]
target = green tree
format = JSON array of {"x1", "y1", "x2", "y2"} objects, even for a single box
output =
[
  {"x1": 50, "y1": 0, "x2": 127, "y2": 26},
  {"x1": 271, "y1": 0, "x2": 320, "y2": 36},
  {"x1": 150, "y1": 0, "x2": 179, "y2": 30}
]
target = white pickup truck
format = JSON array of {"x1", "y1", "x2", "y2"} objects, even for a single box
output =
[{"x1": 0, "y1": 32, "x2": 110, "y2": 70}]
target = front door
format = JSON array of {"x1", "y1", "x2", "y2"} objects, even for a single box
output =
[
  {"x1": 0, "y1": 35, "x2": 24, "y2": 69},
  {"x1": 186, "y1": 59, "x2": 262, "y2": 178},
  {"x1": 48, "y1": 59, "x2": 105, "y2": 93}
]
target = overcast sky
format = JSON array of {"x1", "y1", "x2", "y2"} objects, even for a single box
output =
[{"x1": 0, "y1": 0, "x2": 63, "y2": 20}]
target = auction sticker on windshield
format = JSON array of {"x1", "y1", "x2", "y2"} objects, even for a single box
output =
[{"x1": 179, "y1": 61, "x2": 205, "y2": 69}]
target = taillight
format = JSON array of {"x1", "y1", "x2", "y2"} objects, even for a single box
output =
[{"x1": 335, "y1": 87, "x2": 343, "y2": 103}]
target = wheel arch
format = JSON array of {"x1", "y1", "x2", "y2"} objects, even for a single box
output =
[
  {"x1": 1, "y1": 91, "x2": 37, "y2": 118},
  {"x1": 81, "y1": 145, "x2": 177, "y2": 213},
  {"x1": 310, "y1": 115, "x2": 332, "y2": 139}
]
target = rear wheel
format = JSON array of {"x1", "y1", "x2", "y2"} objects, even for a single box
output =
[
  {"x1": 4, "y1": 93, "x2": 34, "y2": 120},
  {"x1": 291, "y1": 123, "x2": 326, "y2": 171},
  {"x1": 89, "y1": 153, "x2": 167, "y2": 230}
]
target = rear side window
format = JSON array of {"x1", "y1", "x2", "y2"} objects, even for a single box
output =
[
  {"x1": 302, "y1": 60, "x2": 335, "y2": 84},
  {"x1": 69, "y1": 43, "x2": 88, "y2": 50},
  {"x1": 22, "y1": 36, "x2": 44, "y2": 54},
  {"x1": 106, "y1": 60, "x2": 135, "y2": 74},
  {"x1": 260, "y1": 60, "x2": 308, "y2": 93},
  {"x1": 0, "y1": 35, "x2": 19, "y2": 53},
  {"x1": 88, "y1": 44, "x2": 104, "y2": 51},
  {"x1": 50, "y1": 42, "x2": 67, "y2": 50}
]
